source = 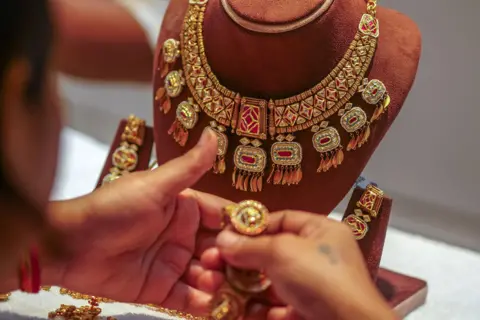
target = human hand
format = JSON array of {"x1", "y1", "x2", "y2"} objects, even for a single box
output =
[
  {"x1": 45, "y1": 129, "x2": 229, "y2": 315},
  {"x1": 215, "y1": 211, "x2": 398, "y2": 320}
]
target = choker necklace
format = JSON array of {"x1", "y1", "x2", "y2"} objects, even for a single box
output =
[{"x1": 155, "y1": 0, "x2": 391, "y2": 193}]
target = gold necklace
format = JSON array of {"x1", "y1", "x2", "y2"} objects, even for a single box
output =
[
  {"x1": 156, "y1": 0, "x2": 390, "y2": 193},
  {"x1": 55, "y1": 288, "x2": 207, "y2": 320}
]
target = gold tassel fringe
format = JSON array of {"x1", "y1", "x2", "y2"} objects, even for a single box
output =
[
  {"x1": 168, "y1": 120, "x2": 189, "y2": 146},
  {"x1": 317, "y1": 148, "x2": 345, "y2": 173},
  {"x1": 232, "y1": 168, "x2": 263, "y2": 192},
  {"x1": 267, "y1": 164, "x2": 302, "y2": 186}
]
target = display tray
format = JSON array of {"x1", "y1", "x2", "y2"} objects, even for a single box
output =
[{"x1": 379, "y1": 268, "x2": 427, "y2": 318}]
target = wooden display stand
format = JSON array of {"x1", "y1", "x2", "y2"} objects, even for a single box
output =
[{"x1": 97, "y1": 119, "x2": 427, "y2": 318}]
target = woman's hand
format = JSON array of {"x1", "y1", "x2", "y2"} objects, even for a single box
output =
[
  {"x1": 215, "y1": 211, "x2": 398, "y2": 320},
  {"x1": 45, "y1": 129, "x2": 228, "y2": 315}
]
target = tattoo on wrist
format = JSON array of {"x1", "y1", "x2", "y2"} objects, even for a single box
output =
[{"x1": 318, "y1": 244, "x2": 338, "y2": 264}]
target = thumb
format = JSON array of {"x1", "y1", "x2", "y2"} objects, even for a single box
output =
[
  {"x1": 216, "y1": 230, "x2": 281, "y2": 270},
  {"x1": 149, "y1": 128, "x2": 217, "y2": 198}
]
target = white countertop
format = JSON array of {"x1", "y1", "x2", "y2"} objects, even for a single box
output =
[{"x1": 1, "y1": 128, "x2": 478, "y2": 320}]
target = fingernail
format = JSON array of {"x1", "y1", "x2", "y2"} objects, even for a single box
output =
[
  {"x1": 198, "y1": 127, "x2": 214, "y2": 148},
  {"x1": 217, "y1": 230, "x2": 241, "y2": 248}
]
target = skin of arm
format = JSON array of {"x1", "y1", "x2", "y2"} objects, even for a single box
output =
[{"x1": 51, "y1": 0, "x2": 154, "y2": 82}]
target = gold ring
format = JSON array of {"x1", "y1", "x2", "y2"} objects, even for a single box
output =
[{"x1": 223, "y1": 200, "x2": 269, "y2": 236}]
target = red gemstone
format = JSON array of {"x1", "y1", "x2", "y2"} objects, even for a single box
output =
[
  {"x1": 278, "y1": 151, "x2": 293, "y2": 157},
  {"x1": 241, "y1": 156, "x2": 256, "y2": 164},
  {"x1": 180, "y1": 111, "x2": 188, "y2": 120},
  {"x1": 320, "y1": 137, "x2": 331, "y2": 144},
  {"x1": 372, "y1": 89, "x2": 378, "y2": 95},
  {"x1": 349, "y1": 117, "x2": 358, "y2": 124}
]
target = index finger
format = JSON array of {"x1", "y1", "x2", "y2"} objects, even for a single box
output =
[
  {"x1": 265, "y1": 210, "x2": 331, "y2": 237},
  {"x1": 182, "y1": 189, "x2": 233, "y2": 230}
]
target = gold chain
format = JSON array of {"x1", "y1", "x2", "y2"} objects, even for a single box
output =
[
  {"x1": 58, "y1": 288, "x2": 207, "y2": 320},
  {"x1": 367, "y1": 0, "x2": 377, "y2": 16}
]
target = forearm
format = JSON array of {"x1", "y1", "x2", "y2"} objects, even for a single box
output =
[{"x1": 51, "y1": 0, "x2": 153, "y2": 82}]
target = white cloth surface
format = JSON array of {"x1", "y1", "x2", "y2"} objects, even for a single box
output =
[{"x1": 1, "y1": 128, "x2": 479, "y2": 319}]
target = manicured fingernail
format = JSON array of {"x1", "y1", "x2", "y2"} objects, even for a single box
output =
[{"x1": 217, "y1": 230, "x2": 241, "y2": 248}]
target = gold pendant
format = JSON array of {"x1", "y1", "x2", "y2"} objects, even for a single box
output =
[
  {"x1": 155, "y1": 70, "x2": 186, "y2": 114},
  {"x1": 312, "y1": 123, "x2": 344, "y2": 173},
  {"x1": 168, "y1": 98, "x2": 200, "y2": 146},
  {"x1": 267, "y1": 134, "x2": 303, "y2": 186},
  {"x1": 343, "y1": 214, "x2": 369, "y2": 240},
  {"x1": 359, "y1": 78, "x2": 391, "y2": 122},
  {"x1": 359, "y1": 13, "x2": 380, "y2": 38},
  {"x1": 232, "y1": 138, "x2": 266, "y2": 192},
  {"x1": 357, "y1": 184, "x2": 384, "y2": 218},
  {"x1": 207, "y1": 121, "x2": 229, "y2": 174},
  {"x1": 159, "y1": 39, "x2": 180, "y2": 78},
  {"x1": 112, "y1": 142, "x2": 139, "y2": 172},
  {"x1": 340, "y1": 106, "x2": 370, "y2": 151}
]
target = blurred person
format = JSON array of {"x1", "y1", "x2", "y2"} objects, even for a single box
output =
[
  {"x1": 52, "y1": 0, "x2": 169, "y2": 82},
  {"x1": 0, "y1": 1, "x2": 398, "y2": 319},
  {"x1": 1, "y1": 0, "x2": 227, "y2": 314}
]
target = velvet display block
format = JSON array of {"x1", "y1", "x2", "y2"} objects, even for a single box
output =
[
  {"x1": 379, "y1": 269, "x2": 428, "y2": 318},
  {"x1": 341, "y1": 188, "x2": 427, "y2": 317},
  {"x1": 342, "y1": 187, "x2": 390, "y2": 279},
  {"x1": 95, "y1": 120, "x2": 155, "y2": 188}
]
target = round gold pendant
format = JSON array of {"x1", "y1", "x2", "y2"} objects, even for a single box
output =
[
  {"x1": 112, "y1": 145, "x2": 138, "y2": 172},
  {"x1": 176, "y1": 100, "x2": 200, "y2": 129},
  {"x1": 164, "y1": 70, "x2": 185, "y2": 98},
  {"x1": 162, "y1": 39, "x2": 180, "y2": 63},
  {"x1": 226, "y1": 266, "x2": 272, "y2": 294},
  {"x1": 224, "y1": 200, "x2": 269, "y2": 236},
  {"x1": 210, "y1": 289, "x2": 242, "y2": 320}
]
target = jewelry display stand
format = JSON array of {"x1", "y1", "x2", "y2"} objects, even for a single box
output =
[{"x1": 343, "y1": 188, "x2": 427, "y2": 317}]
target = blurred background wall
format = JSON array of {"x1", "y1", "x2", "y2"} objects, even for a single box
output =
[{"x1": 60, "y1": 0, "x2": 480, "y2": 251}]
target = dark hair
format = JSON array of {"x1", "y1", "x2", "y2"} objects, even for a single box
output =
[
  {"x1": 0, "y1": 1, "x2": 56, "y2": 252},
  {"x1": 0, "y1": 0, "x2": 53, "y2": 104}
]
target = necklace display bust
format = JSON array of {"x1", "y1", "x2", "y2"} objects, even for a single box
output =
[{"x1": 152, "y1": 0, "x2": 421, "y2": 215}]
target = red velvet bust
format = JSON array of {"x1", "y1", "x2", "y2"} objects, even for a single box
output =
[{"x1": 152, "y1": 0, "x2": 421, "y2": 215}]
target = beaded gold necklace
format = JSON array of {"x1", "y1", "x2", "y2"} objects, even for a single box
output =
[{"x1": 156, "y1": 0, "x2": 390, "y2": 193}]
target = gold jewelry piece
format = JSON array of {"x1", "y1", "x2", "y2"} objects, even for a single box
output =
[
  {"x1": 155, "y1": 70, "x2": 186, "y2": 114},
  {"x1": 312, "y1": 124, "x2": 344, "y2": 173},
  {"x1": 168, "y1": 98, "x2": 201, "y2": 146},
  {"x1": 0, "y1": 293, "x2": 10, "y2": 301},
  {"x1": 212, "y1": 200, "x2": 271, "y2": 319},
  {"x1": 159, "y1": 39, "x2": 181, "y2": 78},
  {"x1": 48, "y1": 297, "x2": 117, "y2": 320},
  {"x1": 357, "y1": 184, "x2": 384, "y2": 218},
  {"x1": 158, "y1": 0, "x2": 386, "y2": 191},
  {"x1": 232, "y1": 138, "x2": 266, "y2": 192},
  {"x1": 223, "y1": 200, "x2": 269, "y2": 236},
  {"x1": 102, "y1": 115, "x2": 145, "y2": 186},
  {"x1": 57, "y1": 288, "x2": 207, "y2": 320},
  {"x1": 344, "y1": 214, "x2": 369, "y2": 240},
  {"x1": 343, "y1": 184, "x2": 385, "y2": 240},
  {"x1": 207, "y1": 122, "x2": 229, "y2": 174},
  {"x1": 359, "y1": 78, "x2": 391, "y2": 122},
  {"x1": 268, "y1": 134, "x2": 303, "y2": 185}
]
